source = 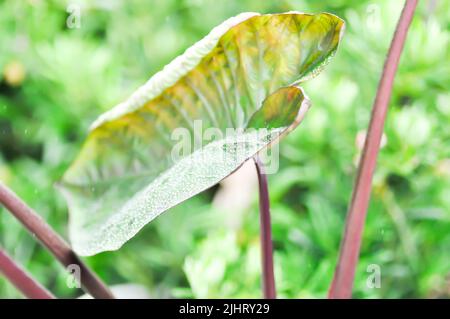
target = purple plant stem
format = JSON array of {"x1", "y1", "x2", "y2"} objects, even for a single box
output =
[
  {"x1": 328, "y1": 0, "x2": 418, "y2": 299},
  {"x1": 254, "y1": 156, "x2": 276, "y2": 299},
  {"x1": 0, "y1": 182, "x2": 114, "y2": 299},
  {"x1": 0, "y1": 248, "x2": 55, "y2": 299}
]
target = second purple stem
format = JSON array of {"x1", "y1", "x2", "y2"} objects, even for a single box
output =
[{"x1": 254, "y1": 156, "x2": 276, "y2": 299}]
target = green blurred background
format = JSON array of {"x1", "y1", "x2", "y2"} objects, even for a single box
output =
[{"x1": 0, "y1": 0, "x2": 449, "y2": 298}]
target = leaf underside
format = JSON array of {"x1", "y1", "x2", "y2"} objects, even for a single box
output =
[{"x1": 59, "y1": 12, "x2": 344, "y2": 256}]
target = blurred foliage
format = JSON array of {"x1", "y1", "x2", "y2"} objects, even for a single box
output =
[{"x1": 0, "y1": 0, "x2": 449, "y2": 298}]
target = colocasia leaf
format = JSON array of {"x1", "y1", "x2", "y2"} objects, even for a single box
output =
[{"x1": 59, "y1": 12, "x2": 344, "y2": 256}]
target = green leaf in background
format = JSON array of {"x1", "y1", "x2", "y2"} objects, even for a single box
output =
[{"x1": 58, "y1": 12, "x2": 344, "y2": 256}]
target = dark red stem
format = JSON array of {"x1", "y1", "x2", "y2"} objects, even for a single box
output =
[
  {"x1": 328, "y1": 0, "x2": 418, "y2": 299},
  {"x1": 254, "y1": 156, "x2": 276, "y2": 299},
  {"x1": 0, "y1": 248, "x2": 55, "y2": 299},
  {"x1": 0, "y1": 182, "x2": 114, "y2": 299}
]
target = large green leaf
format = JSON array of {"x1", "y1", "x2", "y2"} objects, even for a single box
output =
[{"x1": 59, "y1": 12, "x2": 344, "y2": 256}]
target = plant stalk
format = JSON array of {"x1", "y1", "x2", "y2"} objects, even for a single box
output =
[
  {"x1": 328, "y1": 0, "x2": 418, "y2": 299},
  {"x1": 0, "y1": 248, "x2": 55, "y2": 299},
  {"x1": 0, "y1": 182, "x2": 114, "y2": 299},
  {"x1": 254, "y1": 156, "x2": 276, "y2": 299}
]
